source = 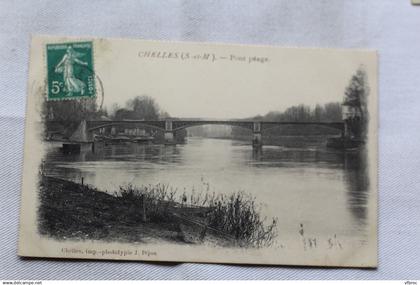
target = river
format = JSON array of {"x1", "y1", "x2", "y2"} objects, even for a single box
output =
[{"x1": 43, "y1": 137, "x2": 371, "y2": 248}]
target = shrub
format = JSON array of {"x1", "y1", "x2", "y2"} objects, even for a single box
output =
[
  {"x1": 116, "y1": 183, "x2": 278, "y2": 247},
  {"x1": 206, "y1": 192, "x2": 278, "y2": 247}
]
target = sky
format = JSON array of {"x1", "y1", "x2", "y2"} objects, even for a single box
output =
[{"x1": 95, "y1": 39, "x2": 376, "y2": 119}]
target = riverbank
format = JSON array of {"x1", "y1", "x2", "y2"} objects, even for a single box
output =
[
  {"x1": 38, "y1": 175, "x2": 276, "y2": 247},
  {"x1": 38, "y1": 176, "x2": 181, "y2": 244}
]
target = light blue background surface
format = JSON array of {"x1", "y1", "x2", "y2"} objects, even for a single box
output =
[{"x1": 0, "y1": 0, "x2": 419, "y2": 279}]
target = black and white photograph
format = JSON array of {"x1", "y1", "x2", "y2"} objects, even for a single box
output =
[{"x1": 18, "y1": 36, "x2": 378, "y2": 267}]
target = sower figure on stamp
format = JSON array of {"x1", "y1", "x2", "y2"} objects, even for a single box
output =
[{"x1": 55, "y1": 46, "x2": 88, "y2": 96}]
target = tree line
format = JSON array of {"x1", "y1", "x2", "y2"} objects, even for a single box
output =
[
  {"x1": 257, "y1": 102, "x2": 342, "y2": 123},
  {"x1": 44, "y1": 95, "x2": 168, "y2": 122},
  {"x1": 43, "y1": 95, "x2": 177, "y2": 139},
  {"x1": 230, "y1": 102, "x2": 343, "y2": 138},
  {"x1": 232, "y1": 67, "x2": 369, "y2": 140}
]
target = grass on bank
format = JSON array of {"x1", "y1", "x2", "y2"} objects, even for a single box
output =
[{"x1": 39, "y1": 175, "x2": 277, "y2": 247}]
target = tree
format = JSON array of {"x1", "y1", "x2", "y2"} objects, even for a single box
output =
[
  {"x1": 42, "y1": 97, "x2": 100, "y2": 138},
  {"x1": 344, "y1": 68, "x2": 369, "y2": 112},
  {"x1": 280, "y1": 104, "x2": 312, "y2": 122},
  {"x1": 111, "y1": 96, "x2": 162, "y2": 121},
  {"x1": 44, "y1": 98, "x2": 98, "y2": 123},
  {"x1": 109, "y1": 103, "x2": 120, "y2": 118},
  {"x1": 313, "y1": 104, "x2": 323, "y2": 122},
  {"x1": 159, "y1": 111, "x2": 171, "y2": 119},
  {"x1": 113, "y1": 108, "x2": 135, "y2": 120},
  {"x1": 323, "y1": 102, "x2": 342, "y2": 121},
  {"x1": 343, "y1": 67, "x2": 369, "y2": 140},
  {"x1": 264, "y1": 111, "x2": 282, "y2": 121},
  {"x1": 126, "y1": 96, "x2": 160, "y2": 120}
]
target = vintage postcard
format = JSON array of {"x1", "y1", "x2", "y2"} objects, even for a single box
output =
[{"x1": 18, "y1": 35, "x2": 378, "y2": 267}]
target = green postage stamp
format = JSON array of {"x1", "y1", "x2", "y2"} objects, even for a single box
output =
[{"x1": 46, "y1": 41, "x2": 96, "y2": 100}]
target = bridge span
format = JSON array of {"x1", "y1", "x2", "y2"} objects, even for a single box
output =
[{"x1": 68, "y1": 119, "x2": 346, "y2": 149}]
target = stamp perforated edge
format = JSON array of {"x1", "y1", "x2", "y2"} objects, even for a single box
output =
[{"x1": 45, "y1": 41, "x2": 97, "y2": 102}]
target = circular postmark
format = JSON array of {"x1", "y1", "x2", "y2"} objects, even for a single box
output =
[
  {"x1": 46, "y1": 63, "x2": 105, "y2": 110},
  {"x1": 45, "y1": 41, "x2": 104, "y2": 109}
]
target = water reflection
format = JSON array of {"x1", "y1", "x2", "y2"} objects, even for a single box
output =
[
  {"x1": 343, "y1": 149, "x2": 370, "y2": 226},
  {"x1": 248, "y1": 147, "x2": 346, "y2": 168},
  {"x1": 43, "y1": 138, "x2": 370, "y2": 240}
]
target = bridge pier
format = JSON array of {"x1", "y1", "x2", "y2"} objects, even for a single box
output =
[
  {"x1": 252, "y1": 133, "x2": 263, "y2": 150},
  {"x1": 252, "y1": 122, "x2": 263, "y2": 150},
  {"x1": 164, "y1": 131, "x2": 175, "y2": 145},
  {"x1": 164, "y1": 120, "x2": 175, "y2": 145}
]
